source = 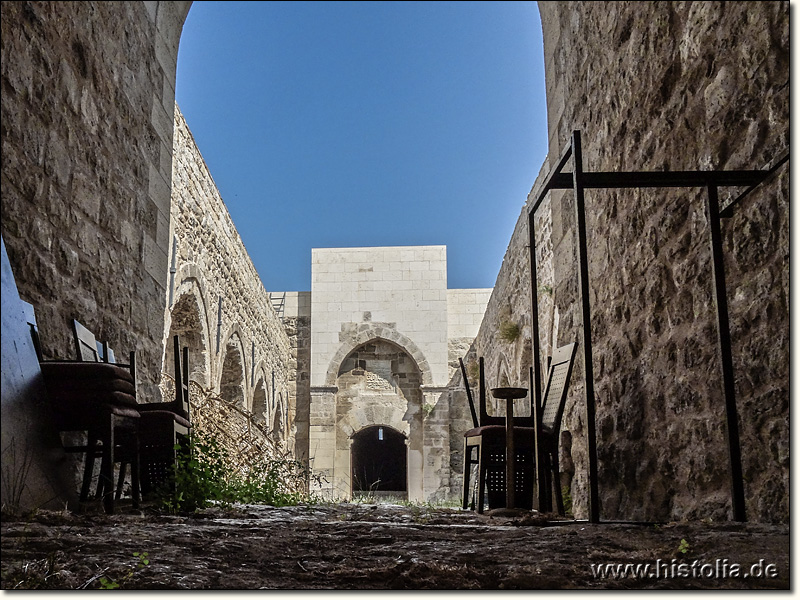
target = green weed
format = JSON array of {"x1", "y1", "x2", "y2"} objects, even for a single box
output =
[
  {"x1": 499, "y1": 319, "x2": 521, "y2": 343},
  {"x1": 98, "y1": 551, "x2": 150, "y2": 589},
  {"x1": 156, "y1": 431, "x2": 320, "y2": 513}
]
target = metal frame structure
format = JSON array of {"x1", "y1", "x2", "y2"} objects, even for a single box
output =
[{"x1": 527, "y1": 130, "x2": 788, "y2": 523}]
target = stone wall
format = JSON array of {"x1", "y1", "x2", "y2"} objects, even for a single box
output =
[
  {"x1": 1, "y1": 1, "x2": 191, "y2": 510},
  {"x1": 169, "y1": 107, "x2": 293, "y2": 450},
  {"x1": 310, "y1": 246, "x2": 451, "y2": 388},
  {"x1": 303, "y1": 246, "x2": 490, "y2": 501},
  {"x1": 282, "y1": 292, "x2": 312, "y2": 462},
  {"x1": 1, "y1": 1, "x2": 190, "y2": 402},
  {"x1": 539, "y1": 0, "x2": 788, "y2": 523},
  {"x1": 470, "y1": 1, "x2": 789, "y2": 523}
]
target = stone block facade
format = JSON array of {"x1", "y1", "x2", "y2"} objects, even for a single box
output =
[
  {"x1": 1, "y1": 1, "x2": 191, "y2": 509},
  {"x1": 284, "y1": 246, "x2": 490, "y2": 502},
  {"x1": 282, "y1": 292, "x2": 312, "y2": 462},
  {"x1": 310, "y1": 246, "x2": 451, "y2": 387},
  {"x1": 1, "y1": 1, "x2": 191, "y2": 402}
]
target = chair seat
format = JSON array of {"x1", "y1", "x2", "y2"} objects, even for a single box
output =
[
  {"x1": 54, "y1": 402, "x2": 141, "y2": 434},
  {"x1": 45, "y1": 386, "x2": 138, "y2": 406},
  {"x1": 39, "y1": 361, "x2": 135, "y2": 383},
  {"x1": 464, "y1": 425, "x2": 535, "y2": 438},
  {"x1": 137, "y1": 401, "x2": 189, "y2": 421},
  {"x1": 139, "y1": 410, "x2": 191, "y2": 429},
  {"x1": 53, "y1": 378, "x2": 136, "y2": 396}
]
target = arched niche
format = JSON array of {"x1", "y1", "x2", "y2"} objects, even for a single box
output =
[
  {"x1": 166, "y1": 287, "x2": 210, "y2": 388},
  {"x1": 252, "y1": 376, "x2": 269, "y2": 424},
  {"x1": 219, "y1": 333, "x2": 246, "y2": 406}
]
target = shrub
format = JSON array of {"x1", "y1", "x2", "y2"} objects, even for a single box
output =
[
  {"x1": 157, "y1": 431, "x2": 317, "y2": 513},
  {"x1": 499, "y1": 319, "x2": 520, "y2": 343}
]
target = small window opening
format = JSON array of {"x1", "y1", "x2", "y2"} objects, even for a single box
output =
[{"x1": 378, "y1": 427, "x2": 384, "y2": 441}]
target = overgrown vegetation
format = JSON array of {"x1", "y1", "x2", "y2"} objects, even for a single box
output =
[
  {"x1": 561, "y1": 485, "x2": 573, "y2": 517},
  {"x1": 499, "y1": 319, "x2": 521, "y2": 343},
  {"x1": 1, "y1": 437, "x2": 34, "y2": 516},
  {"x1": 157, "y1": 431, "x2": 321, "y2": 513}
]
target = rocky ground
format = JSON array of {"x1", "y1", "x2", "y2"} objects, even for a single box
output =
[{"x1": 1, "y1": 502, "x2": 789, "y2": 591}]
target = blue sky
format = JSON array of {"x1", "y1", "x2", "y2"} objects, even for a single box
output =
[{"x1": 175, "y1": 1, "x2": 547, "y2": 292}]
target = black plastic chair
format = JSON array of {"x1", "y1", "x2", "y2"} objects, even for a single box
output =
[
  {"x1": 461, "y1": 357, "x2": 536, "y2": 513},
  {"x1": 461, "y1": 343, "x2": 577, "y2": 515},
  {"x1": 136, "y1": 335, "x2": 191, "y2": 496},
  {"x1": 32, "y1": 316, "x2": 141, "y2": 513}
]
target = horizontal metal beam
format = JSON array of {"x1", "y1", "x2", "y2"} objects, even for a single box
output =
[{"x1": 546, "y1": 170, "x2": 769, "y2": 191}]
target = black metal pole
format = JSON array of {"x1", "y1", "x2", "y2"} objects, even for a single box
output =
[
  {"x1": 571, "y1": 131, "x2": 600, "y2": 523},
  {"x1": 528, "y1": 210, "x2": 547, "y2": 511},
  {"x1": 706, "y1": 184, "x2": 747, "y2": 522}
]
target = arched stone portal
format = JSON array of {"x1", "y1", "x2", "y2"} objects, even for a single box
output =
[
  {"x1": 332, "y1": 339, "x2": 423, "y2": 500},
  {"x1": 351, "y1": 425, "x2": 407, "y2": 497}
]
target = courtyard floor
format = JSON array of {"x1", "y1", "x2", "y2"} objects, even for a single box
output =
[{"x1": 1, "y1": 502, "x2": 789, "y2": 591}]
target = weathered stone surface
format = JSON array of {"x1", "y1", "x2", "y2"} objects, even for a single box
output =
[
  {"x1": 1, "y1": 1, "x2": 192, "y2": 402},
  {"x1": 468, "y1": 1, "x2": 788, "y2": 523},
  {"x1": 299, "y1": 247, "x2": 490, "y2": 502},
  {"x1": 1, "y1": 1, "x2": 190, "y2": 509}
]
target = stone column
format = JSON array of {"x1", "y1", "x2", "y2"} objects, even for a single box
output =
[
  {"x1": 421, "y1": 386, "x2": 450, "y2": 502},
  {"x1": 308, "y1": 386, "x2": 337, "y2": 499}
]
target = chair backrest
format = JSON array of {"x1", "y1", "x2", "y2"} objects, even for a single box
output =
[
  {"x1": 76, "y1": 320, "x2": 137, "y2": 387},
  {"x1": 540, "y1": 342, "x2": 578, "y2": 433},
  {"x1": 73, "y1": 319, "x2": 101, "y2": 362},
  {"x1": 21, "y1": 301, "x2": 44, "y2": 362},
  {"x1": 458, "y1": 357, "x2": 479, "y2": 429},
  {"x1": 476, "y1": 357, "x2": 513, "y2": 427},
  {"x1": 474, "y1": 356, "x2": 538, "y2": 427}
]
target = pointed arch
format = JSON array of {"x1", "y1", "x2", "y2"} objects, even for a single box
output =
[
  {"x1": 166, "y1": 284, "x2": 211, "y2": 389},
  {"x1": 219, "y1": 330, "x2": 246, "y2": 406},
  {"x1": 324, "y1": 324, "x2": 433, "y2": 386},
  {"x1": 252, "y1": 371, "x2": 269, "y2": 424}
]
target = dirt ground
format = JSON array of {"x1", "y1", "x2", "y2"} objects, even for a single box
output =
[{"x1": 1, "y1": 502, "x2": 789, "y2": 591}]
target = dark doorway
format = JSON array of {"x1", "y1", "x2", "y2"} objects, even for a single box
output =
[{"x1": 351, "y1": 426, "x2": 407, "y2": 494}]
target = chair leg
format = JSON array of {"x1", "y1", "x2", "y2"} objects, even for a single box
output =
[
  {"x1": 131, "y1": 432, "x2": 141, "y2": 509},
  {"x1": 477, "y1": 441, "x2": 486, "y2": 514},
  {"x1": 81, "y1": 436, "x2": 98, "y2": 502},
  {"x1": 541, "y1": 444, "x2": 553, "y2": 513},
  {"x1": 115, "y1": 462, "x2": 127, "y2": 501},
  {"x1": 100, "y1": 415, "x2": 115, "y2": 514},
  {"x1": 462, "y1": 440, "x2": 471, "y2": 510}
]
